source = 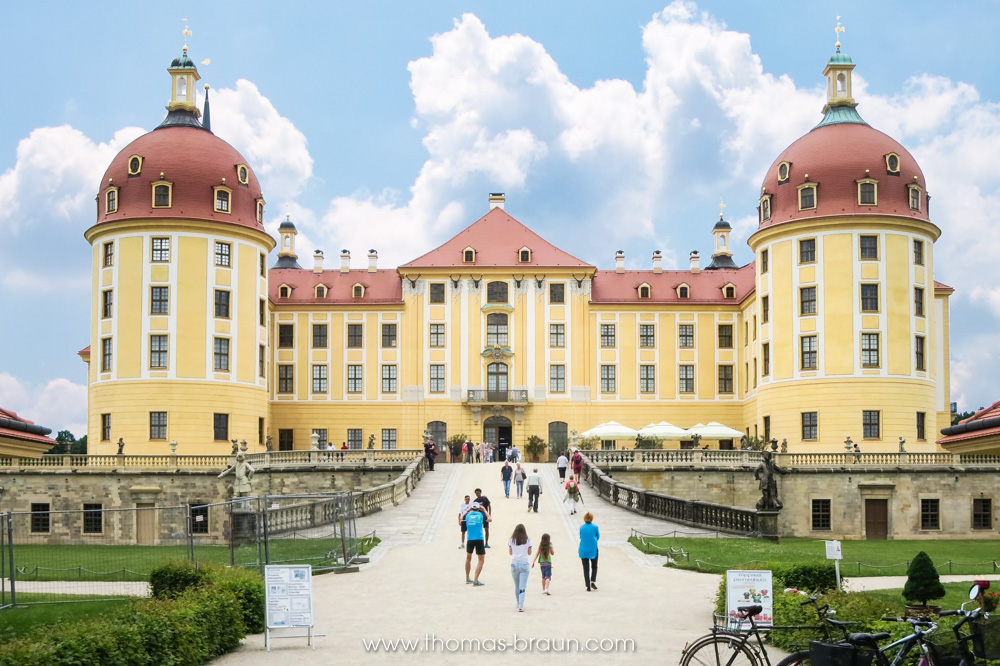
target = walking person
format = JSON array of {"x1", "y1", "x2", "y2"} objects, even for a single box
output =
[
  {"x1": 458, "y1": 494, "x2": 471, "y2": 548},
  {"x1": 579, "y1": 512, "x2": 600, "y2": 591},
  {"x1": 531, "y1": 533, "x2": 554, "y2": 595},
  {"x1": 513, "y1": 464, "x2": 526, "y2": 499},
  {"x1": 462, "y1": 440, "x2": 470, "y2": 464},
  {"x1": 501, "y1": 461, "x2": 513, "y2": 498},
  {"x1": 474, "y1": 488, "x2": 492, "y2": 548},
  {"x1": 425, "y1": 440, "x2": 437, "y2": 471},
  {"x1": 556, "y1": 451, "x2": 568, "y2": 480},
  {"x1": 571, "y1": 449, "x2": 584, "y2": 478},
  {"x1": 463, "y1": 502, "x2": 491, "y2": 586},
  {"x1": 475, "y1": 442, "x2": 482, "y2": 463},
  {"x1": 508, "y1": 523, "x2": 532, "y2": 612},
  {"x1": 564, "y1": 474, "x2": 582, "y2": 515},
  {"x1": 526, "y1": 467, "x2": 542, "y2": 513}
]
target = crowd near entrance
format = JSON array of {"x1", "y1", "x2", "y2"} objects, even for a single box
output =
[{"x1": 483, "y1": 415, "x2": 512, "y2": 461}]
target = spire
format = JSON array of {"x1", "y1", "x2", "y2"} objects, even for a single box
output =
[
  {"x1": 202, "y1": 84, "x2": 212, "y2": 133},
  {"x1": 272, "y1": 215, "x2": 303, "y2": 269},
  {"x1": 156, "y1": 22, "x2": 207, "y2": 131},
  {"x1": 815, "y1": 16, "x2": 868, "y2": 128},
  {"x1": 707, "y1": 199, "x2": 737, "y2": 270}
]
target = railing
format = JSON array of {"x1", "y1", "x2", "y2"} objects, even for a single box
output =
[
  {"x1": 579, "y1": 450, "x2": 1000, "y2": 468},
  {"x1": 579, "y1": 453, "x2": 759, "y2": 536},
  {"x1": 349, "y1": 455, "x2": 428, "y2": 517},
  {"x1": 465, "y1": 390, "x2": 530, "y2": 404},
  {"x1": 582, "y1": 449, "x2": 764, "y2": 465},
  {"x1": 0, "y1": 450, "x2": 425, "y2": 470}
]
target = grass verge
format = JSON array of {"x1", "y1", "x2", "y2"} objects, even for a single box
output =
[{"x1": 0, "y1": 594, "x2": 128, "y2": 639}]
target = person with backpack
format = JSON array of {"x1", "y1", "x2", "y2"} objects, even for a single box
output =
[
  {"x1": 564, "y1": 474, "x2": 582, "y2": 515},
  {"x1": 571, "y1": 450, "x2": 584, "y2": 478}
]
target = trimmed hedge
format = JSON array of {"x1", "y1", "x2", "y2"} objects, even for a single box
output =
[{"x1": 0, "y1": 564, "x2": 264, "y2": 665}]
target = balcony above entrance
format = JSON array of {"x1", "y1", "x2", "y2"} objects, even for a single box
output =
[{"x1": 466, "y1": 390, "x2": 529, "y2": 405}]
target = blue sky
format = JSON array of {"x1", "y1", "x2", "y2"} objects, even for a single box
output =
[{"x1": 2, "y1": 1, "x2": 999, "y2": 436}]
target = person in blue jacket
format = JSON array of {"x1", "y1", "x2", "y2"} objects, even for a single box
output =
[{"x1": 578, "y1": 512, "x2": 600, "y2": 591}]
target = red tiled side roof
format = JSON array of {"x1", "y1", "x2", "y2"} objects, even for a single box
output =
[
  {"x1": 590, "y1": 265, "x2": 755, "y2": 304},
  {"x1": 78, "y1": 345, "x2": 91, "y2": 356},
  {"x1": 269, "y1": 269, "x2": 403, "y2": 305},
  {"x1": 400, "y1": 208, "x2": 594, "y2": 269},
  {"x1": 937, "y1": 425, "x2": 1000, "y2": 446},
  {"x1": 959, "y1": 400, "x2": 1000, "y2": 425},
  {"x1": 934, "y1": 281, "x2": 954, "y2": 293},
  {"x1": 0, "y1": 408, "x2": 56, "y2": 446}
]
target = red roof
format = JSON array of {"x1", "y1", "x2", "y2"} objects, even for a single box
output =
[
  {"x1": 94, "y1": 126, "x2": 265, "y2": 232},
  {"x1": 759, "y1": 123, "x2": 931, "y2": 231},
  {"x1": 400, "y1": 207, "x2": 593, "y2": 269},
  {"x1": 591, "y1": 266, "x2": 755, "y2": 304},
  {"x1": 269, "y1": 269, "x2": 403, "y2": 305},
  {"x1": 937, "y1": 401, "x2": 1000, "y2": 445},
  {"x1": 934, "y1": 280, "x2": 954, "y2": 293},
  {"x1": 0, "y1": 408, "x2": 56, "y2": 446}
]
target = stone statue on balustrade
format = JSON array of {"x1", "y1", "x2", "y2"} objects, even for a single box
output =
[
  {"x1": 754, "y1": 451, "x2": 789, "y2": 511},
  {"x1": 218, "y1": 453, "x2": 255, "y2": 497},
  {"x1": 265, "y1": 434, "x2": 273, "y2": 452},
  {"x1": 116, "y1": 438, "x2": 125, "y2": 455}
]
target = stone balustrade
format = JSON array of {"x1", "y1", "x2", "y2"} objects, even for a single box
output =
[
  {"x1": 579, "y1": 450, "x2": 1000, "y2": 468},
  {"x1": 0, "y1": 449, "x2": 426, "y2": 470}
]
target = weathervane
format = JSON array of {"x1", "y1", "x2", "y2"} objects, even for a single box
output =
[
  {"x1": 718, "y1": 197, "x2": 726, "y2": 220},
  {"x1": 182, "y1": 18, "x2": 192, "y2": 49},
  {"x1": 835, "y1": 16, "x2": 845, "y2": 52}
]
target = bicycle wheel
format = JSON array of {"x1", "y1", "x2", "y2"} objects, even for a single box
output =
[
  {"x1": 774, "y1": 651, "x2": 811, "y2": 666},
  {"x1": 680, "y1": 635, "x2": 762, "y2": 666}
]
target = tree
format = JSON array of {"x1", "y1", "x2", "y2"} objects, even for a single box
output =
[
  {"x1": 524, "y1": 435, "x2": 547, "y2": 461},
  {"x1": 634, "y1": 436, "x2": 663, "y2": 449},
  {"x1": 951, "y1": 410, "x2": 977, "y2": 426},
  {"x1": 46, "y1": 430, "x2": 76, "y2": 455},
  {"x1": 73, "y1": 435, "x2": 88, "y2": 455},
  {"x1": 902, "y1": 551, "x2": 945, "y2": 607}
]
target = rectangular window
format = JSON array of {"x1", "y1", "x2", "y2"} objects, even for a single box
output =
[
  {"x1": 312, "y1": 365, "x2": 327, "y2": 393},
  {"x1": 82, "y1": 503, "x2": 104, "y2": 534},
  {"x1": 151, "y1": 237, "x2": 170, "y2": 262},
  {"x1": 972, "y1": 498, "x2": 992, "y2": 530},
  {"x1": 639, "y1": 365, "x2": 655, "y2": 393},
  {"x1": 800, "y1": 287, "x2": 817, "y2": 315},
  {"x1": 921, "y1": 498, "x2": 940, "y2": 530},
  {"x1": 149, "y1": 411, "x2": 167, "y2": 439},
  {"x1": 347, "y1": 324, "x2": 363, "y2": 348},
  {"x1": 486, "y1": 281, "x2": 508, "y2": 303},
  {"x1": 763, "y1": 416, "x2": 771, "y2": 442},
  {"x1": 150, "y1": 334, "x2": 168, "y2": 369},
  {"x1": 278, "y1": 429, "x2": 293, "y2": 451},
  {"x1": 914, "y1": 287, "x2": 924, "y2": 317},
  {"x1": 761, "y1": 295, "x2": 769, "y2": 323},
  {"x1": 811, "y1": 499, "x2": 831, "y2": 531},
  {"x1": 382, "y1": 323, "x2": 397, "y2": 348},
  {"x1": 718, "y1": 324, "x2": 733, "y2": 348},
  {"x1": 915, "y1": 336, "x2": 925, "y2": 371},
  {"x1": 151, "y1": 286, "x2": 169, "y2": 314},
  {"x1": 215, "y1": 242, "x2": 231, "y2": 267},
  {"x1": 860, "y1": 235, "x2": 878, "y2": 259},
  {"x1": 101, "y1": 337, "x2": 113, "y2": 372},
  {"x1": 717, "y1": 365, "x2": 733, "y2": 393},
  {"x1": 801, "y1": 412, "x2": 818, "y2": 440},
  {"x1": 679, "y1": 365, "x2": 694, "y2": 393},
  {"x1": 103, "y1": 242, "x2": 114, "y2": 267},
  {"x1": 486, "y1": 317, "x2": 509, "y2": 347},
  {"x1": 312, "y1": 324, "x2": 327, "y2": 348},
  {"x1": 549, "y1": 365, "x2": 565, "y2": 393},
  {"x1": 347, "y1": 429, "x2": 363, "y2": 449},
  {"x1": 760, "y1": 249, "x2": 769, "y2": 274},
  {"x1": 278, "y1": 365, "x2": 294, "y2": 393},
  {"x1": 312, "y1": 429, "x2": 328, "y2": 447},
  {"x1": 190, "y1": 504, "x2": 209, "y2": 534},
  {"x1": 801, "y1": 335, "x2": 817, "y2": 370},
  {"x1": 916, "y1": 411, "x2": 926, "y2": 440},
  {"x1": 679, "y1": 324, "x2": 694, "y2": 348},
  {"x1": 260, "y1": 253, "x2": 267, "y2": 277},
  {"x1": 429, "y1": 364, "x2": 445, "y2": 393},
  {"x1": 429, "y1": 324, "x2": 445, "y2": 347},
  {"x1": 213, "y1": 413, "x2": 229, "y2": 441},
  {"x1": 799, "y1": 238, "x2": 816, "y2": 263},
  {"x1": 549, "y1": 283, "x2": 565, "y2": 303},
  {"x1": 600, "y1": 365, "x2": 616, "y2": 393},
  {"x1": 30, "y1": 503, "x2": 50, "y2": 533},
  {"x1": 258, "y1": 417, "x2": 264, "y2": 446},
  {"x1": 382, "y1": 429, "x2": 397, "y2": 450},
  {"x1": 861, "y1": 284, "x2": 879, "y2": 312},
  {"x1": 762, "y1": 343, "x2": 770, "y2": 376},
  {"x1": 862, "y1": 333, "x2": 880, "y2": 367},
  {"x1": 213, "y1": 337, "x2": 230, "y2": 371},
  {"x1": 913, "y1": 239, "x2": 924, "y2": 265},
  {"x1": 429, "y1": 283, "x2": 445, "y2": 303},
  {"x1": 278, "y1": 324, "x2": 294, "y2": 348},
  {"x1": 216, "y1": 190, "x2": 230, "y2": 212},
  {"x1": 639, "y1": 324, "x2": 655, "y2": 348},
  {"x1": 102, "y1": 290, "x2": 113, "y2": 318},
  {"x1": 863, "y1": 410, "x2": 880, "y2": 439},
  {"x1": 258, "y1": 345, "x2": 266, "y2": 378},
  {"x1": 382, "y1": 365, "x2": 397, "y2": 393},
  {"x1": 101, "y1": 413, "x2": 111, "y2": 441},
  {"x1": 347, "y1": 365, "x2": 363, "y2": 393},
  {"x1": 549, "y1": 324, "x2": 565, "y2": 348},
  {"x1": 600, "y1": 324, "x2": 616, "y2": 348},
  {"x1": 259, "y1": 299, "x2": 266, "y2": 326},
  {"x1": 214, "y1": 290, "x2": 230, "y2": 318}
]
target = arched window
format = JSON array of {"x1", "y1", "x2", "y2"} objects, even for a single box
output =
[
  {"x1": 519, "y1": 248, "x2": 531, "y2": 262},
  {"x1": 279, "y1": 285, "x2": 290, "y2": 298},
  {"x1": 426, "y1": 421, "x2": 447, "y2": 450},
  {"x1": 548, "y1": 421, "x2": 568, "y2": 454},
  {"x1": 486, "y1": 281, "x2": 508, "y2": 303},
  {"x1": 836, "y1": 72, "x2": 846, "y2": 94},
  {"x1": 463, "y1": 247, "x2": 476, "y2": 263},
  {"x1": 487, "y1": 362, "x2": 508, "y2": 395},
  {"x1": 353, "y1": 284, "x2": 364, "y2": 299},
  {"x1": 315, "y1": 285, "x2": 327, "y2": 298},
  {"x1": 178, "y1": 77, "x2": 187, "y2": 98},
  {"x1": 214, "y1": 187, "x2": 231, "y2": 213},
  {"x1": 486, "y1": 313, "x2": 508, "y2": 346}
]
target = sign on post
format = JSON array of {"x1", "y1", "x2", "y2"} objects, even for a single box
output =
[
  {"x1": 725, "y1": 570, "x2": 773, "y2": 629},
  {"x1": 825, "y1": 540, "x2": 842, "y2": 590},
  {"x1": 265, "y1": 565, "x2": 315, "y2": 651}
]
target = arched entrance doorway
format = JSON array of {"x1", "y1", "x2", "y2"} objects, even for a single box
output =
[{"x1": 484, "y1": 415, "x2": 512, "y2": 461}]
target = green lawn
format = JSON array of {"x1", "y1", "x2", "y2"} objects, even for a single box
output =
[
  {"x1": 862, "y1": 581, "x2": 983, "y2": 610},
  {"x1": 0, "y1": 594, "x2": 129, "y2": 638},
  {"x1": 629, "y1": 536, "x2": 999, "y2": 577}
]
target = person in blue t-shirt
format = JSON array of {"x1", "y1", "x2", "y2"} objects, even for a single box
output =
[{"x1": 463, "y1": 502, "x2": 492, "y2": 586}]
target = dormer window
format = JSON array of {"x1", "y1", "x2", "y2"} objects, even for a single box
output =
[
  {"x1": 908, "y1": 184, "x2": 923, "y2": 212},
  {"x1": 857, "y1": 179, "x2": 878, "y2": 206},
  {"x1": 105, "y1": 187, "x2": 119, "y2": 214},
  {"x1": 797, "y1": 183, "x2": 817, "y2": 210},
  {"x1": 353, "y1": 284, "x2": 365, "y2": 299},
  {"x1": 777, "y1": 162, "x2": 791, "y2": 184},
  {"x1": 214, "y1": 186, "x2": 232, "y2": 213},
  {"x1": 759, "y1": 195, "x2": 771, "y2": 222},
  {"x1": 723, "y1": 284, "x2": 736, "y2": 299},
  {"x1": 638, "y1": 283, "x2": 651, "y2": 299},
  {"x1": 463, "y1": 247, "x2": 476, "y2": 263},
  {"x1": 256, "y1": 199, "x2": 265, "y2": 224},
  {"x1": 315, "y1": 285, "x2": 327, "y2": 298},
  {"x1": 152, "y1": 182, "x2": 173, "y2": 208},
  {"x1": 236, "y1": 164, "x2": 250, "y2": 186},
  {"x1": 677, "y1": 284, "x2": 690, "y2": 299},
  {"x1": 279, "y1": 285, "x2": 290, "y2": 298},
  {"x1": 885, "y1": 153, "x2": 900, "y2": 174},
  {"x1": 519, "y1": 247, "x2": 531, "y2": 263},
  {"x1": 128, "y1": 155, "x2": 143, "y2": 176}
]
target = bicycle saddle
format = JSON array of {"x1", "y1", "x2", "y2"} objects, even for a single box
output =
[
  {"x1": 826, "y1": 618, "x2": 857, "y2": 627},
  {"x1": 848, "y1": 632, "x2": 890, "y2": 647},
  {"x1": 738, "y1": 605, "x2": 763, "y2": 617}
]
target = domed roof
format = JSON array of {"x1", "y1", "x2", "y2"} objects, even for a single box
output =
[
  {"x1": 95, "y1": 125, "x2": 265, "y2": 231},
  {"x1": 758, "y1": 122, "x2": 929, "y2": 230}
]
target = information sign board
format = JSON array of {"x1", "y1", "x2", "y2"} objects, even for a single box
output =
[{"x1": 265, "y1": 565, "x2": 313, "y2": 630}]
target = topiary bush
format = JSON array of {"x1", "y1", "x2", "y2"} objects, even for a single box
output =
[
  {"x1": 149, "y1": 559, "x2": 208, "y2": 599},
  {"x1": 902, "y1": 551, "x2": 945, "y2": 607}
]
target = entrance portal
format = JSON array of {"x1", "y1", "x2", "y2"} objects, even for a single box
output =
[{"x1": 484, "y1": 415, "x2": 512, "y2": 461}]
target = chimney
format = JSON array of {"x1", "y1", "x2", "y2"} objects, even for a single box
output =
[
  {"x1": 313, "y1": 250, "x2": 324, "y2": 275},
  {"x1": 689, "y1": 251, "x2": 701, "y2": 274},
  {"x1": 615, "y1": 250, "x2": 625, "y2": 274},
  {"x1": 489, "y1": 192, "x2": 505, "y2": 210},
  {"x1": 340, "y1": 249, "x2": 351, "y2": 273},
  {"x1": 652, "y1": 250, "x2": 662, "y2": 274},
  {"x1": 368, "y1": 249, "x2": 378, "y2": 273}
]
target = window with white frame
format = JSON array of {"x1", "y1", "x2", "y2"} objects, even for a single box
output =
[
  {"x1": 215, "y1": 242, "x2": 231, "y2": 267},
  {"x1": 678, "y1": 324, "x2": 694, "y2": 347},
  {"x1": 639, "y1": 324, "x2": 655, "y2": 347},
  {"x1": 863, "y1": 410, "x2": 880, "y2": 439},
  {"x1": 600, "y1": 365, "x2": 616, "y2": 393},
  {"x1": 151, "y1": 237, "x2": 170, "y2": 261},
  {"x1": 861, "y1": 333, "x2": 880, "y2": 367},
  {"x1": 150, "y1": 334, "x2": 168, "y2": 369},
  {"x1": 639, "y1": 365, "x2": 655, "y2": 393},
  {"x1": 429, "y1": 323, "x2": 445, "y2": 347},
  {"x1": 213, "y1": 338, "x2": 230, "y2": 371},
  {"x1": 801, "y1": 412, "x2": 818, "y2": 440},
  {"x1": 600, "y1": 324, "x2": 616, "y2": 348},
  {"x1": 382, "y1": 365, "x2": 397, "y2": 393},
  {"x1": 312, "y1": 365, "x2": 328, "y2": 393},
  {"x1": 382, "y1": 429, "x2": 397, "y2": 450},
  {"x1": 550, "y1": 324, "x2": 565, "y2": 348},
  {"x1": 347, "y1": 365, "x2": 363, "y2": 393},
  {"x1": 801, "y1": 335, "x2": 817, "y2": 370},
  {"x1": 150, "y1": 412, "x2": 167, "y2": 439},
  {"x1": 678, "y1": 365, "x2": 694, "y2": 393},
  {"x1": 549, "y1": 365, "x2": 565, "y2": 393},
  {"x1": 429, "y1": 364, "x2": 445, "y2": 393}
]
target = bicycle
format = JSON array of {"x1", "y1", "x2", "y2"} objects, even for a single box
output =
[{"x1": 774, "y1": 596, "x2": 859, "y2": 665}]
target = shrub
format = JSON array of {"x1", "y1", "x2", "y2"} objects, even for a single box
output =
[
  {"x1": 207, "y1": 567, "x2": 266, "y2": 633},
  {"x1": 771, "y1": 562, "x2": 838, "y2": 592},
  {"x1": 150, "y1": 559, "x2": 208, "y2": 599},
  {"x1": 902, "y1": 551, "x2": 945, "y2": 606}
]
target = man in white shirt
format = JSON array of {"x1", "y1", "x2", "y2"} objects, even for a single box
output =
[
  {"x1": 458, "y1": 495, "x2": 471, "y2": 548},
  {"x1": 526, "y1": 468, "x2": 542, "y2": 512},
  {"x1": 556, "y1": 452, "x2": 568, "y2": 480}
]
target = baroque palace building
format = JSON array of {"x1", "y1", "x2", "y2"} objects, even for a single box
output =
[{"x1": 82, "y1": 43, "x2": 952, "y2": 456}]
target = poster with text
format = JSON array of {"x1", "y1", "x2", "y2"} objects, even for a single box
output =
[
  {"x1": 265, "y1": 565, "x2": 313, "y2": 629},
  {"x1": 725, "y1": 569, "x2": 773, "y2": 629}
]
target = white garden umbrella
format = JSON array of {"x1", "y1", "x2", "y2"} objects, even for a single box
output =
[
  {"x1": 637, "y1": 421, "x2": 690, "y2": 440},
  {"x1": 580, "y1": 421, "x2": 639, "y2": 439},
  {"x1": 686, "y1": 421, "x2": 745, "y2": 439}
]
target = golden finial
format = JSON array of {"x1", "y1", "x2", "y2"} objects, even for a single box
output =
[
  {"x1": 182, "y1": 18, "x2": 192, "y2": 49},
  {"x1": 834, "y1": 16, "x2": 845, "y2": 52},
  {"x1": 719, "y1": 197, "x2": 726, "y2": 219}
]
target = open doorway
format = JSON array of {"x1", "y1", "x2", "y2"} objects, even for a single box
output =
[{"x1": 484, "y1": 416, "x2": 512, "y2": 461}]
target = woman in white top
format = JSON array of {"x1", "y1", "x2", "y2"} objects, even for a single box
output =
[{"x1": 508, "y1": 523, "x2": 533, "y2": 612}]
